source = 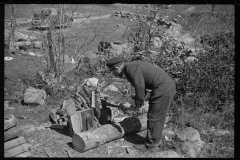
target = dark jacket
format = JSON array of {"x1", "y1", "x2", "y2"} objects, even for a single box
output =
[{"x1": 123, "y1": 61, "x2": 175, "y2": 108}]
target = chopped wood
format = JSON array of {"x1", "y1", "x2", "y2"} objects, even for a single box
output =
[
  {"x1": 4, "y1": 136, "x2": 26, "y2": 151},
  {"x1": 4, "y1": 125, "x2": 22, "y2": 142},
  {"x1": 68, "y1": 108, "x2": 95, "y2": 137},
  {"x1": 64, "y1": 99, "x2": 77, "y2": 115},
  {"x1": 78, "y1": 89, "x2": 91, "y2": 106},
  {"x1": 14, "y1": 151, "x2": 32, "y2": 157},
  {"x1": 126, "y1": 147, "x2": 137, "y2": 156},
  {"x1": 4, "y1": 143, "x2": 31, "y2": 157},
  {"x1": 77, "y1": 94, "x2": 88, "y2": 109},
  {"x1": 4, "y1": 114, "x2": 18, "y2": 130},
  {"x1": 45, "y1": 150, "x2": 52, "y2": 157},
  {"x1": 72, "y1": 114, "x2": 148, "y2": 153},
  {"x1": 67, "y1": 150, "x2": 73, "y2": 157}
]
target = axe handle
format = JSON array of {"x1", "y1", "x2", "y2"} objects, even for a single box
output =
[
  {"x1": 91, "y1": 91, "x2": 95, "y2": 108},
  {"x1": 105, "y1": 102, "x2": 122, "y2": 109}
]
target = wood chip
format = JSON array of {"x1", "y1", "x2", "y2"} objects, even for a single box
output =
[
  {"x1": 67, "y1": 150, "x2": 73, "y2": 157},
  {"x1": 126, "y1": 147, "x2": 137, "y2": 157}
]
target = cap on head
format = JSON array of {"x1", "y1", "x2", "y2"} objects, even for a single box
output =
[{"x1": 106, "y1": 57, "x2": 125, "y2": 69}]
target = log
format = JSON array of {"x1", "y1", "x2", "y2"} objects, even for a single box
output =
[
  {"x1": 14, "y1": 151, "x2": 32, "y2": 157},
  {"x1": 72, "y1": 114, "x2": 147, "y2": 152},
  {"x1": 4, "y1": 114, "x2": 18, "y2": 130},
  {"x1": 68, "y1": 108, "x2": 95, "y2": 137},
  {"x1": 4, "y1": 126, "x2": 22, "y2": 142},
  {"x1": 4, "y1": 143, "x2": 31, "y2": 157},
  {"x1": 4, "y1": 136, "x2": 26, "y2": 151}
]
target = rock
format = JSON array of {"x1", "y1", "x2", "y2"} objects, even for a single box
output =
[
  {"x1": 164, "y1": 22, "x2": 182, "y2": 37},
  {"x1": 104, "y1": 84, "x2": 119, "y2": 92},
  {"x1": 153, "y1": 150, "x2": 181, "y2": 158},
  {"x1": 14, "y1": 31, "x2": 37, "y2": 41},
  {"x1": 183, "y1": 7, "x2": 196, "y2": 14},
  {"x1": 85, "y1": 77, "x2": 99, "y2": 87},
  {"x1": 181, "y1": 140, "x2": 206, "y2": 158},
  {"x1": 22, "y1": 124, "x2": 36, "y2": 134},
  {"x1": 23, "y1": 86, "x2": 47, "y2": 105},
  {"x1": 177, "y1": 127, "x2": 201, "y2": 142},
  {"x1": 36, "y1": 126, "x2": 46, "y2": 130},
  {"x1": 151, "y1": 37, "x2": 162, "y2": 48},
  {"x1": 177, "y1": 33, "x2": 195, "y2": 46},
  {"x1": 177, "y1": 127, "x2": 206, "y2": 157},
  {"x1": 162, "y1": 128, "x2": 175, "y2": 140},
  {"x1": 170, "y1": 22, "x2": 182, "y2": 37},
  {"x1": 33, "y1": 41, "x2": 43, "y2": 49},
  {"x1": 84, "y1": 51, "x2": 99, "y2": 66},
  {"x1": 116, "y1": 24, "x2": 126, "y2": 30},
  {"x1": 185, "y1": 56, "x2": 197, "y2": 62},
  {"x1": 109, "y1": 42, "x2": 129, "y2": 56},
  {"x1": 64, "y1": 55, "x2": 76, "y2": 64},
  {"x1": 14, "y1": 41, "x2": 31, "y2": 47},
  {"x1": 28, "y1": 52, "x2": 36, "y2": 56},
  {"x1": 4, "y1": 57, "x2": 13, "y2": 61}
]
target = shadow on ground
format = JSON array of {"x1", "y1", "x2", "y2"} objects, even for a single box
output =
[{"x1": 51, "y1": 128, "x2": 71, "y2": 137}]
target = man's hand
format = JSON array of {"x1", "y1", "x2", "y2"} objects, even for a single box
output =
[
  {"x1": 119, "y1": 102, "x2": 143, "y2": 113},
  {"x1": 119, "y1": 102, "x2": 131, "y2": 113}
]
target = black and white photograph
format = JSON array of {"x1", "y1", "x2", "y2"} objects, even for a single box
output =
[{"x1": 4, "y1": 4, "x2": 234, "y2": 158}]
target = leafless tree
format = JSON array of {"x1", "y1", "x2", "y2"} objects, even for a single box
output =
[{"x1": 8, "y1": 4, "x2": 17, "y2": 56}]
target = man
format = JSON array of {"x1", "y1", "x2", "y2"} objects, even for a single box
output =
[{"x1": 106, "y1": 57, "x2": 176, "y2": 151}]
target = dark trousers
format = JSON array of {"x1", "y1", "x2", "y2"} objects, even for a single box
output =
[{"x1": 145, "y1": 88, "x2": 176, "y2": 146}]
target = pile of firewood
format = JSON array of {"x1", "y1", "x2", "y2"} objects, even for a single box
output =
[
  {"x1": 49, "y1": 84, "x2": 103, "y2": 136},
  {"x1": 4, "y1": 101, "x2": 32, "y2": 158}
]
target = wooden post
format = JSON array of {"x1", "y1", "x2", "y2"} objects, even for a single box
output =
[{"x1": 72, "y1": 114, "x2": 147, "y2": 153}]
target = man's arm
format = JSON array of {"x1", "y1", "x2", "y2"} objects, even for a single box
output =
[{"x1": 125, "y1": 65, "x2": 145, "y2": 109}]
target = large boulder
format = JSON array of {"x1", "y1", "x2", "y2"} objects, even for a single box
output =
[
  {"x1": 181, "y1": 140, "x2": 206, "y2": 158},
  {"x1": 23, "y1": 87, "x2": 47, "y2": 105},
  {"x1": 177, "y1": 127, "x2": 206, "y2": 158}
]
